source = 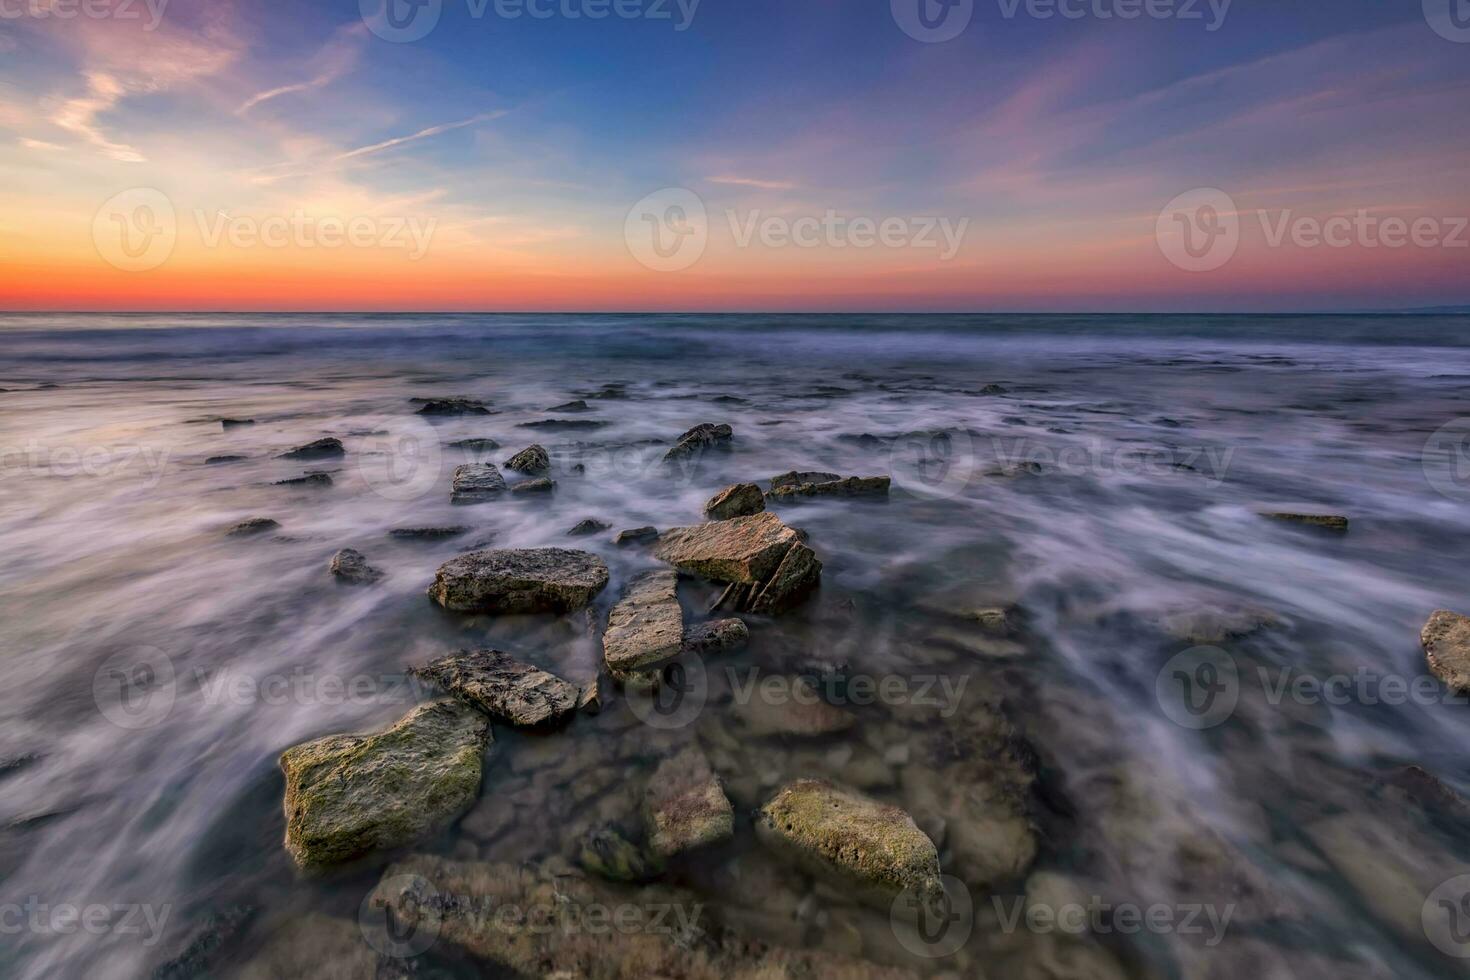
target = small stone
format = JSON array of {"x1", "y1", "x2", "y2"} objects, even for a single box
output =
[
  {"x1": 511, "y1": 477, "x2": 556, "y2": 494},
  {"x1": 681, "y1": 618, "x2": 749, "y2": 654},
  {"x1": 149, "y1": 905, "x2": 255, "y2": 980},
  {"x1": 427, "y1": 548, "x2": 609, "y2": 613},
  {"x1": 980, "y1": 384, "x2": 1008, "y2": 395},
  {"x1": 389, "y1": 526, "x2": 470, "y2": 541},
  {"x1": 567, "y1": 518, "x2": 610, "y2": 537},
  {"x1": 227, "y1": 518, "x2": 279, "y2": 537},
  {"x1": 416, "y1": 397, "x2": 492, "y2": 416},
  {"x1": 503, "y1": 444, "x2": 550, "y2": 474},
  {"x1": 615, "y1": 526, "x2": 659, "y2": 546},
  {"x1": 664, "y1": 422, "x2": 733, "y2": 461},
  {"x1": 277, "y1": 438, "x2": 344, "y2": 461},
  {"x1": 644, "y1": 747, "x2": 734, "y2": 858},
  {"x1": 451, "y1": 463, "x2": 506, "y2": 503},
  {"x1": 519, "y1": 419, "x2": 607, "y2": 431},
  {"x1": 704, "y1": 483, "x2": 766, "y2": 520},
  {"x1": 1262, "y1": 512, "x2": 1349, "y2": 532},
  {"x1": 279, "y1": 699, "x2": 489, "y2": 870},
  {"x1": 274, "y1": 472, "x2": 333, "y2": 488},
  {"x1": 448, "y1": 437, "x2": 501, "y2": 451},
  {"x1": 577, "y1": 677, "x2": 602, "y2": 714},
  {"x1": 220, "y1": 418, "x2": 255, "y2": 428},
  {"x1": 604, "y1": 570, "x2": 684, "y2": 675},
  {"x1": 770, "y1": 470, "x2": 841, "y2": 490},
  {"x1": 413, "y1": 648, "x2": 579, "y2": 727},
  {"x1": 577, "y1": 827, "x2": 663, "y2": 883},
  {"x1": 549, "y1": 399, "x2": 591, "y2": 412},
  {"x1": 329, "y1": 548, "x2": 383, "y2": 585},
  {"x1": 1423, "y1": 609, "x2": 1470, "y2": 691},
  {"x1": 205, "y1": 455, "x2": 246, "y2": 465}
]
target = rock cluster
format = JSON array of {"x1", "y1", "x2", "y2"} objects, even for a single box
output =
[{"x1": 656, "y1": 511, "x2": 821, "y2": 614}]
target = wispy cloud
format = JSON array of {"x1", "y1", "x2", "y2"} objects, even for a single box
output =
[
  {"x1": 706, "y1": 175, "x2": 797, "y2": 190},
  {"x1": 19, "y1": 137, "x2": 64, "y2": 151},
  {"x1": 333, "y1": 112, "x2": 505, "y2": 163},
  {"x1": 237, "y1": 23, "x2": 367, "y2": 114},
  {"x1": 52, "y1": 71, "x2": 145, "y2": 162}
]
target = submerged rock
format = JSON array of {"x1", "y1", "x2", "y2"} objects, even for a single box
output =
[
  {"x1": 389, "y1": 525, "x2": 469, "y2": 540},
  {"x1": 731, "y1": 677, "x2": 855, "y2": 737},
  {"x1": 1261, "y1": 512, "x2": 1349, "y2": 532},
  {"x1": 604, "y1": 570, "x2": 684, "y2": 677},
  {"x1": 615, "y1": 526, "x2": 659, "y2": 546},
  {"x1": 416, "y1": 397, "x2": 491, "y2": 416},
  {"x1": 682, "y1": 617, "x2": 749, "y2": 654},
  {"x1": 510, "y1": 477, "x2": 556, "y2": 494},
  {"x1": 277, "y1": 438, "x2": 344, "y2": 461},
  {"x1": 448, "y1": 437, "x2": 500, "y2": 451},
  {"x1": 704, "y1": 482, "x2": 765, "y2": 520},
  {"x1": 549, "y1": 399, "x2": 591, "y2": 412},
  {"x1": 226, "y1": 518, "x2": 279, "y2": 537},
  {"x1": 274, "y1": 472, "x2": 333, "y2": 488},
  {"x1": 412, "y1": 648, "x2": 578, "y2": 727},
  {"x1": 503, "y1": 444, "x2": 550, "y2": 474},
  {"x1": 279, "y1": 699, "x2": 488, "y2": 870},
  {"x1": 519, "y1": 419, "x2": 607, "y2": 431},
  {"x1": 329, "y1": 548, "x2": 383, "y2": 585},
  {"x1": 767, "y1": 475, "x2": 891, "y2": 501},
  {"x1": 757, "y1": 779, "x2": 941, "y2": 907},
  {"x1": 204, "y1": 455, "x2": 246, "y2": 465},
  {"x1": 1422, "y1": 609, "x2": 1470, "y2": 691},
  {"x1": 770, "y1": 470, "x2": 841, "y2": 490},
  {"x1": 450, "y1": 463, "x2": 506, "y2": 503},
  {"x1": 1151, "y1": 604, "x2": 1281, "y2": 644},
  {"x1": 150, "y1": 904, "x2": 255, "y2": 980},
  {"x1": 427, "y1": 547, "x2": 609, "y2": 613},
  {"x1": 567, "y1": 517, "x2": 610, "y2": 537},
  {"x1": 219, "y1": 418, "x2": 256, "y2": 429},
  {"x1": 578, "y1": 827, "x2": 663, "y2": 883},
  {"x1": 644, "y1": 747, "x2": 734, "y2": 858},
  {"x1": 664, "y1": 422, "x2": 733, "y2": 461}
]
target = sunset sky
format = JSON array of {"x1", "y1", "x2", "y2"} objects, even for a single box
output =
[{"x1": 1, "y1": 0, "x2": 1467, "y2": 312}]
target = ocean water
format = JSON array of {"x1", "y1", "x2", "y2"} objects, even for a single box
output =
[{"x1": 2, "y1": 313, "x2": 1470, "y2": 978}]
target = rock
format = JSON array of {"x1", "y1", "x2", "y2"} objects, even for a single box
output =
[
  {"x1": 644, "y1": 747, "x2": 734, "y2": 858},
  {"x1": 603, "y1": 570, "x2": 685, "y2": 678},
  {"x1": 748, "y1": 541, "x2": 821, "y2": 615},
  {"x1": 226, "y1": 518, "x2": 279, "y2": 537},
  {"x1": 448, "y1": 437, "x2": 500, "y2": 451},
  {"x1": 732, "y1": 677, "x2": 855, "y2": 737},
  {"x1": 329, "y1": 548, "x2": 383, "y2": 585},
  {"x1": 1152, "y1": 605, "x2": 1281, "y2": 644},
  {"x1": 757, "y1": 780, "x2": 941, "y2": 907},
  {"x1": 451, "y1": 463, "x2": 506, "y2": 503},
  {"x1": 204, "y1": 455, "x2": 246, "y2": 465},
  {"x1": 220, "y1": 418, "x2": 255, "y2": 428},
  {"x1": 503, "y1": 444, "x2": 550, "y2": 474},
  {"x1": 279, "y1": 699, "x2": 488, "y2": 870},
  {"x1": 519, "y1": 419, "x2": 607, "y2": 431},
  {"x1": 274, "y1": 472, "x2": 332, "y2": 488},
  {"x1": 770, "y1": 470, "x2": 841, "y2": 490},
  {"x1": 416, "y1": 397, "x2": 491, "y2": 416},
  {"x1": 664, "y1": 422, "x2": 733, "y2": 461},
  {"x1": 657, "y1": 513, "x2": 821, "y2": 615},
  {"x1": 704, "y1": 483, "x2": 766, "y2": 520},
  {"x1": 1261, "y1": 512, "x2": 1349, "y2": 531},
  {"x1": 549, "y1": 399, "x2": 590, "y2": 412},
  {"x1": 567, "y1": 518, "x2": 610, "y2": 537},
  {"x1": 1423, "y1": 609, "x2": 1470, "y2": 691},
  {"x1": 510, "y1": 477, "x2": 556, "y2": 494},
  {"x1": 980, "y1": 384, "x2": 1008, "y2": 395},
  {"x1": 277, "y1": 438, "x2": 343, "y2": 461},
  {"x1": 389, "y1": 526, "x2": 469, "y2": 540},
  {"x1": 767, "y1": 476, "x2": 891, "y2": 501},
  {"x1": 578, "y1": 827, "x2": 663, "y2": 882},
  {"x1": 615, "y1": 526, "x2": 659, "y2": 546},
  {"x1": 150, "y1": 905, "x2": 255, "y2": 980},
  {"x1": 411, "y1": 648, "x2": 579, "y2": 727},
  {"x1": 682, "y1": 618, "x2": 749, "y2": 654},
  {"x1": 577, "y1": 677, "x2": 601, "y2": 714},
  {"x1": 427, "y1": 548, "x2": 609, "y2": 613}
]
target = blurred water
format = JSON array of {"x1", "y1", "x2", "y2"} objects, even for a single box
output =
[{"x1": 2, "y1": 313, "x2": 1470, "y2": 978}]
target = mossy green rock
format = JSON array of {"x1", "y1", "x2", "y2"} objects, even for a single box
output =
[
  {"x1": 279, "y1": 699, "x2": 489, "y2": 871},
  {"x1": 757, "y1": 779, "x2": 941, "y2": 908},
  {"x1": 577, "y1": 827, "x2": 664, "y2": 883}
]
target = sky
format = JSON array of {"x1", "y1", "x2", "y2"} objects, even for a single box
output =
[{"x1": 0, "y1": 0, "x2": 1467, "y2": 312}]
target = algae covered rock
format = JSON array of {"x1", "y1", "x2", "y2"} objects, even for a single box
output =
[
  {"x1": 1261, "y1": 512, "x2": 1349, "y2": 532},
  {"x1": 767, "y1": 475, "x2": 891, "y2": 502},
  {"x1": 757, "y1": 779, "x2": 940, "y2": 907},
  {"x1": 503, "y1": 444, "x2": 550, "y2": 474},
  {"x1": 704, "y1": 483, "x2": 765, "y2": 520},
  {"x1": 1423, "y1": 609, "x2": 1470, "y2": 691},
  {"x1": 644, "y1": 747, "x2": 734, "y2": 858},
  {"x1": 279, "y1": 699, "x2": 489, "y2": 871},
  {"x1": 577, "y1": 826, "x2": 664, "y2": 883},
  {"x1": 427, "y1": 547, "x2": 609, "y2": 614},
  {"x1": 412, "y1": 648, "x2": 579, "y2": 727}
]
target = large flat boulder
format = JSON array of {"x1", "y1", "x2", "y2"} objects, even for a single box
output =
[
  {"x1": 1423, "y1": 609, "x2": 1470, "y2": 691},
  {"x1": 656, "y1": 512, "x2": 821, "y2": 615},
  {"x1": 427, "y1": 548, "x2": 609, "y2": 613},
  {"x1": 451, "y1": 463, "x2": 506, "y2": 503},
  {"x1": 279, "y1": 699, "x2": 488, "y2": 871},
  {"x1": 412, "y1": 648, "x2": 579, "y2": 727},
  {"x1": 644, "y1": 747, "x2": 734, "y2": 858},
  {"x1": 757, "y1": 779, "x2": 941, "y2": 908},
  {"x1": 603, "y1": 570, "x2": 684, "y2": 676}
]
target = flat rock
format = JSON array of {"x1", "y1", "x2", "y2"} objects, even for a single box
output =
[
  {"x1": 205, "y1": 455, "x2": 246, "y2": 465},
  {"x1": 510, "y1": 477, "x2": 556, "y2": 494},
  {"x1": 1262, "y1": 512, "x2": 1349, "y2": 531},
  {"x1": 329, "y1": 548, "x2": 383, "y2": 585},
  {"x1": 451, "y1": 463, "x2": 506, "y2": 503},
  {"x1": 277, "y1": 438, "x2": 344, "y2": 461},
  {"x1": 767, "y1": 475, "x2": 891, "y2": 501},
  {"x1": 220, "y1": 418, "x2": 255, "y2": 428},
  {"x1": 279, "y1": 699, "x2": 488, "y2": 870},
  {"x1": 427, "y1": 547, "x2": 609, "y2": 613},
  {"x1": 519, "y1": 419, "x2": 607, "y2": 431},
  {"x1": 567, "y1": 518, "x2": 610, "y2": 537},
  {"x1": 416, "y1": 397, "x2": 491, "y2": 416},
  {"x1": 1423, "y1": 609, "x2": 1470, "y2": 691},
  {"x1": 757, "y1": 779, "x2": 941, "y2": 907},
  {"x1": 658, "y1": 512, "x2": 820, "y2": 615},
  {"x1": 682, "y1": 617, "x2": 749, "y2": 654},
  {"x1": 274, "y1": 472, "x2": 332, "y2": 488},
  {"x1": 549, "y1": 399, "x2": 590, "y2": 412},
  {"x1": 412, "y1": 648, "x2": 578, "y2": 727},
  {"x1": 503, "y1": 444, "x2": 550, "y2": 474},
  {"x1": 704, "y1": 482, "x2": 766, "y2": 520},
  {"x1": 604, "y1": 570, "x2": 684, "y2": 675},
  {"x1": 448, "y1": 437, "x2": 500, "y2": 451},
  {"x1": 771, "y1": 470, "x2": 841, "y2": 490},
  {"x1": 389, "y1": 526, "x2": 469, "y2": 540},
  {"x1": 664, "y1": 422, "x2": 732, "y2": 461},
  {"x1": 644, "y1": 747, "x2": 734, "y2": 858},
  {"x1": 227, "y1": 518, "x2": 279, "y2": 537},
  {"x1": 615, "y1": 526, "x2": 659, "y2": 546},
  {"x1": 733, "y1": 679, "x2": 855, "y2": 737}
]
